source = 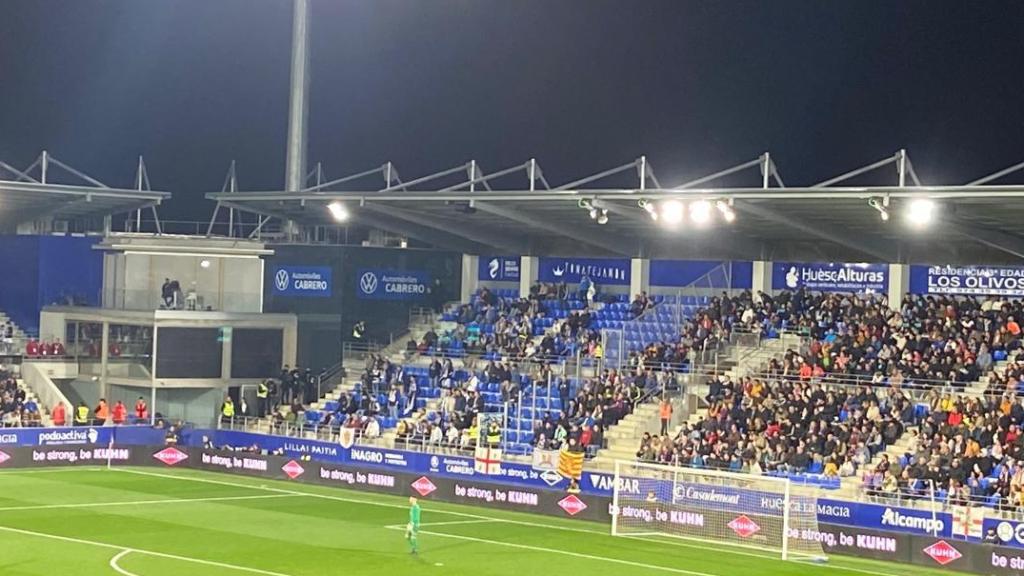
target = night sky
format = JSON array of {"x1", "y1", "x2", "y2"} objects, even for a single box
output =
[{"x1": 2, "y1": 0, "x2": 1023, "y2": 221}]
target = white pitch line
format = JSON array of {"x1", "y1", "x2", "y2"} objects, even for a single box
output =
[
  {"x1": 0, "y1": 493, "x2": 297, "y2": 512},
  {"x1": 0, "y1": 466, "x2": 107, "y2": 476},
  {"x1": 385, "y1": 519, "x2": 500, "y2": 529},
  {"x1": 109, "y1": 549, "x2": 140, "y2": 576},
  {"x1": 0, "y1": 524, "x2": 295, "y2": 576},
  {"x1": 416, "y1": 529, "x2": 713, "y2": 576}
]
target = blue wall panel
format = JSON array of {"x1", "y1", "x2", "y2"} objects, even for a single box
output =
[
  {"x1": 649, "y1": 260, "x2": 753, "y2": 289},
  {"x1": 0, "y1": 236, "x2": 41, "y2": 333},
  {"x1": 38, "y1": 236, "x2": 102, "y2": 309},
  {"x1": 0, "y1": 235, "x2": 101, "y2": 335}
]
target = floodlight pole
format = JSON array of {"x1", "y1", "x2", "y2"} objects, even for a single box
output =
[{"x1": 284, "y1": 0, "x2": 312, "y2": 240}]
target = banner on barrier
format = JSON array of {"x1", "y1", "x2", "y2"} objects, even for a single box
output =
[{"x1": 0, "y1": 426, "x2": 164, "y2": 448}]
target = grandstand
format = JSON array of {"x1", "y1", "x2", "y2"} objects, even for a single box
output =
[{"x1": 5, "y1": 2, "x2": 1024, "y2": 574}]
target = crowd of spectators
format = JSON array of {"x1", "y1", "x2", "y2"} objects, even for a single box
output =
[
  {"x1": 0, "y1": 368, "x2": 41, "y2": 427},
  {"x1": 638, "y1": 374, "x2": 911, "y2": 480},
  {"x1": 861, "y1": 390, "x2": 1024, "y2": 509},
  {"x1": 729, "y1": 290, "x2": 1024, "y2": 388},
  {"x1": 530, "y1": 367, "x2": 672, "y2": 457}
]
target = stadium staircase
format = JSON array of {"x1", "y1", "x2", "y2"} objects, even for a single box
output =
[{"x1": 587, "y1": 333, "x2": 789, "y2": 470}]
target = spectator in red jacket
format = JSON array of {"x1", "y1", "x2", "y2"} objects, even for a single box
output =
[
  {"x1": 112, "y1": 400, "x2": 127, "y2": 425},
  {"x1": 135, "y1": 397, "x2": 148, "y2": 421},
  {"x1": 50, "y1": 339, "x2": 65, "y2": 357},
  {"x1": 51, "y1": 402, "x2": 66, "y2": 426},
  {"x1": 25, "y1": 340, "x2": 39, "y2": 357}
]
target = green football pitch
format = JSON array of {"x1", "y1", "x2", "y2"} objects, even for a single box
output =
[{"x1": 0, "y1": 466, "x2": 970, "y2": 576}]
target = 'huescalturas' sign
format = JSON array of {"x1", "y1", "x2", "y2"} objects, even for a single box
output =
[{"x1": 773, "y1": 262, "x2": 888, "y2": 293}]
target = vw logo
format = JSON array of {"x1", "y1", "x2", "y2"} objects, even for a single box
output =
[
  {"x1": 275, "y1": 269, "x2": 290, "y2": 291},
  {"x1": 359, "y1": 272, "x2": 378, "y2": 294}
]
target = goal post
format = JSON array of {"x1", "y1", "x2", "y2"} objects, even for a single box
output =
[{"x1": 610, "y1": 460, "x2": 826, "y2": 562}]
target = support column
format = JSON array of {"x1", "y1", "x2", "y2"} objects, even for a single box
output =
[
  {"x1": 100, "y1": 321, "x2": 110, "y2": 402},
  {"x1": 461, "y1": 254, "x2": 479, "y2": 303},
  {"x1": 630, "y1": 258, "x2": 650, "y2": 296},
  {"x1": 519, "y1": 256, "x2": 539, "y2": 298},
  {"x1": 888, "y1": 263, "x2": 909, "y2": 308},
  {"x1": 752, "y1": 261, "x2": 773, "y2": 295}
]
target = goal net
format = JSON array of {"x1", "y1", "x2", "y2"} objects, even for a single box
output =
[{"x1": 610, "y1": 460, "x2": 826, "y2": 561}]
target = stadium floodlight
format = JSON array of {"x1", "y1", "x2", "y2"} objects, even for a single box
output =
[
  {"x1": 639, "y1": 199, "x2": 658, "y2": 221},
  {"x1": 689, "y1": 200, "x2": 712, "y2": 224},
  {"x1": 660, "y1": 199, "x2": 685, "y2": 225},
  {"x1": 327, "y1": 201, "x2": 349, "y2": 222},
  {"x1": 715, "y1": 200, "x2": 736, "y2": 223},
  {"x1": 611, "y1": 460, "x2": 827, "y2": 562},
  {"x1": 905, "y1": 198, "x2": 935, "y2": 227},
  {"x1": 868, "y1": 197, "x2": 889, "y2": 221}
]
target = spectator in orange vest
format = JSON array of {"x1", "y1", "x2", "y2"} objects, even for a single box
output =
[
  {"x1": 135, "y1": 397, "x2": 148, "y2": 421},
  {"x1": 1008, "y1": 316, "x2": 1021, "y2": 336},
  {"x1": 94, "y1": 399, "x2": 109, "y2": 426},
  {"x1": 799, "y1": 362, "x2": 813, "y2": 380},
  {"x1": 51, "y1": 402, "x2": 67, "y2": 426},
  {"x1": 659, "y1": 398, "x2": 673, "y2": 436},
  {"x1": 112, "y1": 400, "x2": 127, "y2": 425}
]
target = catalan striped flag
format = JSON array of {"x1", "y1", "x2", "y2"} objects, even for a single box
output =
[{"x1": 557, "y1": 449, "x2": 584, "y2": 480}]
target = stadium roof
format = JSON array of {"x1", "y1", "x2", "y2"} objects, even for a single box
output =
[
  {"x1": 206, "y1": 150, "x2": 1024, "y2": 264},
  {"x1": 0, "y1": 151, "x2": 170, "y2": 233}
]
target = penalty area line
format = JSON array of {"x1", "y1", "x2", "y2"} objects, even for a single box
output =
[
  {"x1": 109, "y1": 550, "x2": 140, "y2": 576},
  {"x1": 0, "y1": 493, "x2": 298, "y2": 512}
]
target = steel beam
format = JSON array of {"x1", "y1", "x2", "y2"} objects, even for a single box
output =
[
  {"x1": 363, "y1": 204, "x2": 527, "y2": 254},
  {"x1": 942, "y1": 216, "x2": 1024, "y2": 260},
  {"x1": 472, "y1": 202, "x2": 633, "y2": 256},
  {"x1": 733, "y1": 202, "x2": 895, "y2": 262}
]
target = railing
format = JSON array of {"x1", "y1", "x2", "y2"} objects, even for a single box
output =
[
  {"x1": 98, "y1": 288, "x2": 262, "y2": 313},
  {"x1": 408, "y1": 307, "x2": 436, "y2": 327},
  {"x1": 218, "y1": 414, "x2": 388, "y2": 446}
]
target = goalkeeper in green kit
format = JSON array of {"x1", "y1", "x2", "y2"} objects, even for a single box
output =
[{"x1": 405, "y1": 496, "x2": 421, "y2": 554}]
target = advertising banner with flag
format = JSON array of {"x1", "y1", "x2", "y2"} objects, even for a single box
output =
[
  {"x1": 531, "y1": 449, "x2": 559, "y2": 472},
  {"x1": 474, "y1": 446, "x2": 502, "y2": 475},
  {"x1": 952, "y1": 505, "x2": 983, "y2": 539},
  {"x1": 338, "y1": 428, "x2": 356, "y2": 449},
  {"x1": 557, "y1": 449, "x2": 584, "y2": 480}
]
